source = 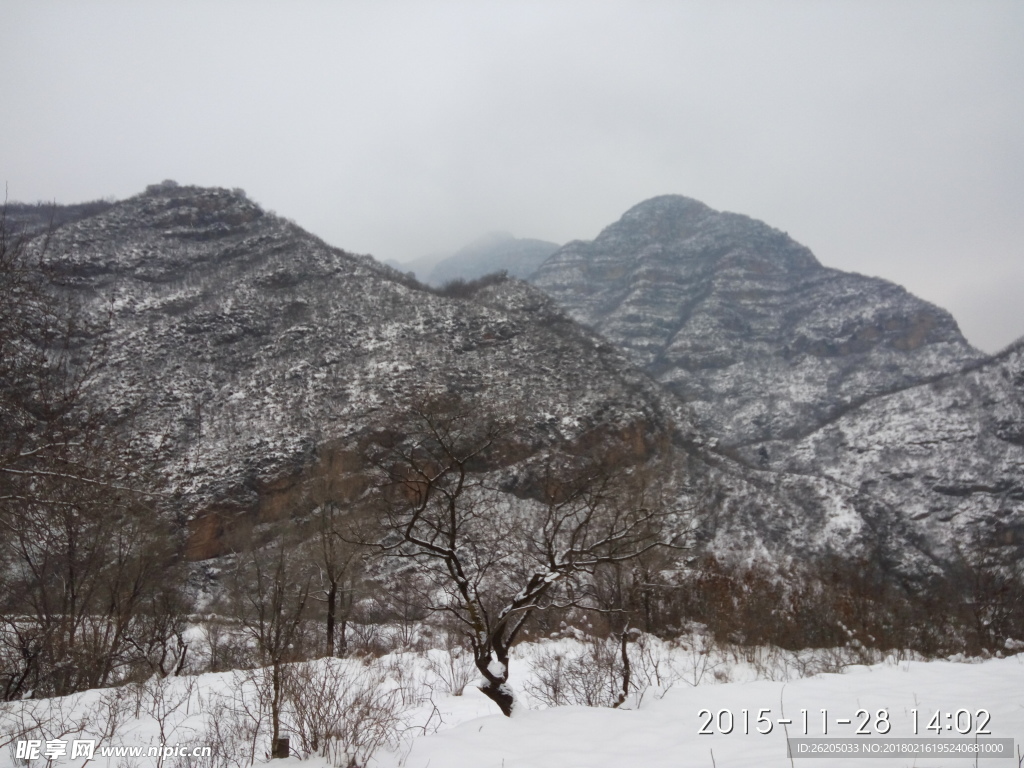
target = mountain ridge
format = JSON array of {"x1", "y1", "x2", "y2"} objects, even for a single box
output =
[
  {"x1": 10, "y1": 183, "x2": 1018, "y2": 574},
  {"x1": 20, "y1": 184, "x2": 705, "y2": 559}
]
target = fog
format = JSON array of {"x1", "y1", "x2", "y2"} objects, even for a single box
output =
[{"x1": 2, "y1": 1, "x2": 1021, "y2": 351}]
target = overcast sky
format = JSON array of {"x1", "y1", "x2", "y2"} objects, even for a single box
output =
[{"x1": 2, "y1": 1, "x2": 1021, "y2": 352}]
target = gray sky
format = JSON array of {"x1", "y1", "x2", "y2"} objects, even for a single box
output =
[{"x1": 2, "y1": 1, "x2": 1021, "y2": 352}]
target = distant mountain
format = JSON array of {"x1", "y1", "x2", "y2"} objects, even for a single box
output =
[
  {"x1": 383, "y1": 251, "x2": 446, "y2": 281},
  {"x1": 531, "y1": 195, "x2": 984, "y2": 449},
  {"x1": 425, "y1": 232, "x2": 560, "y2": 285}
]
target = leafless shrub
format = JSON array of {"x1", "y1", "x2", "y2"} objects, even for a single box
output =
[
  {"x1": 628, "y1": 633, "x2": 685, "y2": 697},
  {"x1": 283, "y1": 659, "x2": 402, "y2": 768},
  {"x1": 524, "y1": 644, "x2": 573, "y2": 707},
  {"x1": 382, "y1": 654, "x2": 429, "y2": 708},
  {"x1": 744, "y1": 643, "x2": 862, "y2": 682},
  {"x1": 1, "y1": 687, "x2": 129, "y2": 765},
  {"x1": 127, "y1": 675, "x2": 200, "y2": 767},
  {"x1": 191, "y1": 668, "x2": 275, "y2": 768},
  {"x1": 424, "y1": 645, "x2": 477, "y2": 696},
  {"x1": 524, "y1": 636, "x2": 625, "y2": 708},
  {"x1": 198, "y1": 619, "x2": 257, "y2": 673},
  {"x1": 676, "y1": 631, "x2": 723, "y2": 687},
  {"x1": 1, "y1": 695, "x2": 90, "y2": 759},
  {"x1": 523, "y1": 628, "x2": 735, "y2": 711},
  {"x1": 346, "y1": 623, "x2": 390, "y2": 658},
  {"x1": 89, "y1": 688, "x2": 134, "y2": 760},
  {"x1": 195, "y1": 683, "x2": 267, "y2": 768}
]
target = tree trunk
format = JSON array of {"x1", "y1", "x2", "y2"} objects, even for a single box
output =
[
  {"x1": 613, "y1": 624, "x2": 631, "y2": 708},
  {"x1": 478, "y1": 679, "x2": 516, "y2": 717},
  {"x1": 326, "y1": 581, "x2": 337, "y2": 656},
  {"x1": 476, "y1": 650, "x2": 515, "y2": 717},
  {"x1": 271, "y1": 662, "x2": 283, "y2": 757}
]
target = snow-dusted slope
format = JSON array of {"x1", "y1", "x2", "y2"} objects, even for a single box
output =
[
  {"x1": 531, "y1": 194, "x2": 1021, "y2": 558},
  {"x1": 779, "y1": 338, "x2": 1024, "y2": 553},
  {"x1": 3, "y1": 638, "x2": 1019, "y2": 768},
  {"x1": 20, "y1": 183, "x2": 1008, "y2": 570},
  {"x1": 403, "y1": 655, "x2": 1024, "y2": 768}
]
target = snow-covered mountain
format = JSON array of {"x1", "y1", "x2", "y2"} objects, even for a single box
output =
[
  {"x1": 15, "y1": 183, "x2": 1019, "y2": 573},
  {"x1": 779, "y1": 337, "x2": 1024, "y2": 554},
  {"x1": 22, "y1": 184, "x2": 696, "y2": 558}
]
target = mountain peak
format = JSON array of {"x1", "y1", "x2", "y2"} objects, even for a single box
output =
[
  {"x1": 621, "y1": 194, "x2": 713, "y2": 220},
  {"x1": 532, "y1": 194, "x2": 982, "y2": 447}
]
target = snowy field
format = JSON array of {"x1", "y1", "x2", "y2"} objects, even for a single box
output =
[
  {"x1": 405, "y1": 655, "x2": 1023, "y2": 768},
  {"x1": 2, "y1": 636, "x2": 1021, "y2": 768}
]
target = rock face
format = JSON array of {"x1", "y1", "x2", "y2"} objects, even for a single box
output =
[
  {"x1": 531, "y1": 195, "x2": 984, "y2": 449},
  {"x1": 427, "y1": 232, "x2": 560, "y2": 285}
]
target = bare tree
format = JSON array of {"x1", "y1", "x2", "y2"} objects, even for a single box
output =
[
  {"x1": 0, "y1": 200, "x2": 112, "y2": 507},
  {"x1": 370, "y1": 394, "x2": 695, "y2": 716},
  {"x1": 305, "y1": 496, "x2": 370, "y2": 658},
  {"x1": 0, "y1": 484, "x2": 177, "y2": 697},
  {"x1": 953, "y1": 534, "x2": 1024, "y2": 654},
  {"x1": 227, "y1": 527, "x2": 313, "y2": 758},
  {"x1": 315, "y1": 502, "x2": 357, "y2": 657}
]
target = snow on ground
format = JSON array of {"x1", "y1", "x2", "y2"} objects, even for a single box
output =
[
  {"x1": 401, "y1": 656, "x2": 1024, "y2": 768},
  {"x1": 1, "y1": 640, "x2": 1021, "y2": 768}
]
